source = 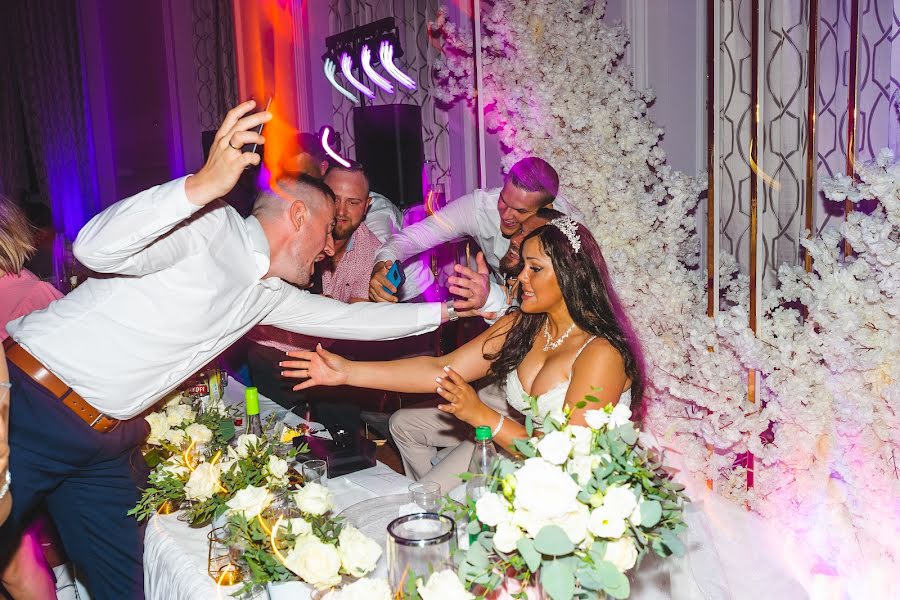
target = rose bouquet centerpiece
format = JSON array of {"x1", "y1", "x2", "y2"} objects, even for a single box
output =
[
  {"x1": 449, "y1": 398, "x2": 688, "y2": 600},
  {"x1": 142, "y1": 390, "x2": 235, "y2": 468},
  {"x1": 223, "y1": 482, "x2": 384, "y2": 598},
  {"x1": 130, "y1": 432, "x2": 306, "y2": 525}
]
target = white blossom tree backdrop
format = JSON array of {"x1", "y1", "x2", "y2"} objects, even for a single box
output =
[{"x1": 431, "y1": 0, "x2": 899, "y2": 593}]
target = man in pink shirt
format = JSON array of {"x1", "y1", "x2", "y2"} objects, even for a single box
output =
[{"x1": 247, "y1": 162, "x2": 384, "y2": 406}]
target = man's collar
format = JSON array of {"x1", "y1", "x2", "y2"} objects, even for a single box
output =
[{"x1": 244, "y1": 216, "x2": 271, "y2": 278}]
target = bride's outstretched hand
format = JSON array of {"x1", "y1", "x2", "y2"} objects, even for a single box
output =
[
  {"x1": 436, "y1": 366, "x2": 487, "y2": 425},
  {"x1": 280, "y1": 344, "x2": 349, "y2": 391}
]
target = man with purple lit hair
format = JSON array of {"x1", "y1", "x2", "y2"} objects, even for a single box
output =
[{"x1": 368, "y1": 157, "x2": 584, "y2": 318}]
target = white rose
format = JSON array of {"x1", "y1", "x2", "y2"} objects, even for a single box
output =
[
  {"x1": 226, "y1": 485, "x2": 271, "y2": 519},
  {"x1": 566, "y1": 455, "x2": 596, "y2": 486},
  {"x1": 588, "y1": 505, "x2": 627, "y2": 539},
  {"x1": 338, "y1": 525, "x2": 383, "y2": 577},
  {"x1": 323, "y1": 577, "x2": 391, "y2": 600},
  {"x1": 493, "y1": 521, "x2": 524, "y2": 553},
  {"x1": 166, "y1": 404, "x2": 195, "y2": 427},
  {"x1": 218, "y1": 458, "x2": 238, "y2": 474},
  {"x1": 185, "y1": 423, "x2": 213, "y2": 444},
  {"x1": 184, "y1": 462, "x2": 221, "y2": 501},
  {"x1": 284, "y1": 518, "x2": 312, "y2": 537},
  {"x1": 164, "y1": 392, "x2": 184, "y2": 408},
  {"x1": 608, "y1": 403, "x2": 632, "y2": 428},
  {"x1": 283, "y1": 538, "x2": 342, "y2": 589},
  {"x1": 293, "y1": 482, "x2": 335, "y2": 516},
  {"x1": 475, "y1": 492, "x2": 511, "y2": 527},
  {"x1": 553, "y1": 503, "x2": 590, "y2": 545},
  {"x1": 536, "y1": 431, "x2": 573, "y2": 465},
  {"x1": 512, "y1": 458, "x2": 581, "y2": 520},
  {"x1": 267, "y1": 455, "x2": 289, "y2": 480},
  {"x1": 603, "y1": 536, "x2": 639, "y2": 572},
  {"x1": 145, "y1": 412, "x2": 170, "y2": 445},
  {"x1": 234, "y1": 434, "x2": 260, "y2": 457},
  {"x1": 584, "y1": 409, "x2": 609, "y2": 430},
  {"x1": 417, "y1": 569, "x2": 474, "y2": 600},
  {"x1": 163, "y1": 428, "x2": 186, "y2": 447},
  {"x1": 603, "y1": 486, "x2": 638, "y2": 520},
  {"x1": 567, "y1": 425, "x2": 593, "y2": 456}
]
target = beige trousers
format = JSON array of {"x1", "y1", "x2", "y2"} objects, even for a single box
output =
[{"x1": 388, "y1": 381, "x2": 516, "y2": 492}]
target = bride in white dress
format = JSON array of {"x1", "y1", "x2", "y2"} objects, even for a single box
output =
[{"x1": 282, "y1": 217, "x2": 809, "y2": 599}]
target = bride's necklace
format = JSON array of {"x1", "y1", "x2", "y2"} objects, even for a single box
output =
[{"x1": 542, "y1": 320, "x2": 576, "y2": 352}]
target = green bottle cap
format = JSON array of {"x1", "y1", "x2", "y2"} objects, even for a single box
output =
[
  {"x1": 475, "y1": 426, "x2": 492, "y2": 441},
  {"x1": 245, "y1": 387, "x2": 260, "y2": 415}
]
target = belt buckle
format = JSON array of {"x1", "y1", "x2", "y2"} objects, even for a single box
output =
[{"x1": 89, "y1": 413, "x2": 119, "y2": 433}]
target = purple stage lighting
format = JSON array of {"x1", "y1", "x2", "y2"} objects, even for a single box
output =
[
  {"x1": 360, "y1": 45, "x2": 393, "y2": 94},
  {"x1": 379, "y1": 41, "x2": 416, "y2": 91},
  {"x1": 324, "y1": 58, "x2": 359, "y2": 104},
  {"x1": 340, "y1": 52, "x2": 375, "y2": 100},
  {"x1": 321, "y1": 127, "x2": 351, "y2": 168}
]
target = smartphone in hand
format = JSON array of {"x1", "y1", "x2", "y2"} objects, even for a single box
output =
[
  {"x1": 243, "y1": 96, "x2": 273, "y2": 155},
  {"x1": 382, "y1": 260, "x2": 406, "y2": 295}
]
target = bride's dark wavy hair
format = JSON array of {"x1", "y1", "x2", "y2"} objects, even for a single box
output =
[{"x1": 486, "y1": 221, "x2": 646, "y2": 418}]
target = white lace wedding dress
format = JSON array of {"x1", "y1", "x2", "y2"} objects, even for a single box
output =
[{"x1": 503, "y1": 338, "x2": 810, "y2": 599}]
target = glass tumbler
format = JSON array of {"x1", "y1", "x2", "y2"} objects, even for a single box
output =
[{"x1": 387, "y1": 513, "x2": 456, "y2": 590}]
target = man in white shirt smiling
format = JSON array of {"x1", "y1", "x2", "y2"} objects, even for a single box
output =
[
  {"x1": 0, "y1": 101, "x2": 457, "y2": 600},
  {"x1": 368, "y1": 157, "x2": 584, "y2": 317}
]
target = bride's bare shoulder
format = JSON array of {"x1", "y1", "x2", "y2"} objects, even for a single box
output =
[{"x1": 573, "y1": 337, "x2": 625, "y2": 372}]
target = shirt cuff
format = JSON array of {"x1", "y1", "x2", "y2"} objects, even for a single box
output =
[
  {"x1": 175, "y1": 175, "x2": 207, "y2": 220},
  {"x1": 418, "y1": 302, "x2": 443, "y2": 329},
  {"x1": 482, "y1": 281, "x2": 509, "y2": 314}
]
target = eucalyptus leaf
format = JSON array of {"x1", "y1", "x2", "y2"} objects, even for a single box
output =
[
  {"x1": 640, "y1": 500, "x2": 663, "y2": 527},
  {"x1": 541, "y1": 558, "x2": 575, "y2": 600},
  {"x1": 525, "y1": 415, "x2": 534, "y2": 437},
  {"x1": 516, "y1": 537, "x2": 543, "y2": 573},
  {"x1": 575, "y1": 566, "x2": 605, "y2": 591},
  {"x1": 660, "y1": 529, "x2": 686, "y2": 557},
  {"x1": 466, "y1": 538, "x2": 491, "y2": 568},
  {"x1": 466, "y1": 519, "x2": 483, "y2": 535},
  {"x1": 594, "y1": 560, "x2": 630, "y2": 598},
  {"x1": 534, "y1": 525, "x2": 576, "y2": 556},
  {"x1": 617, "y1": 425, "x2": 638, "y2": 445},
  {"x1": 514, "y1": 438, "x2": 537, "y2": 458}
]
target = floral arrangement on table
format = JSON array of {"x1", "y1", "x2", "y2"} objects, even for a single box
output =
[
  {"x1": 320, "y1": 569, "x2": 473, "y2": 600},
  {"x1": 130, "y1": 431, "x2": 304, "y2": 525},
  {"x1": 141, "y1": 391, "x2": 235, "y2": 468},
  {"x1": 452, "y1": 401, "x2": 686, "y2": 600},
  {"x1": 426, "y1": 0, "x2": 900, "y2": 584},
  {"x1": 222, "y1": 481, "x2": 385, "y2": 598}
]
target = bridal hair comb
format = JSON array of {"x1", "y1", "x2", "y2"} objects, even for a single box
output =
[{"x1": 550, "y1": 216, "x2": 581, "y2": 253}]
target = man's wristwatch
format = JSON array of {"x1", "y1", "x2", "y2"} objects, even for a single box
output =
[{"x1": 445, "y1": 301, "x2": 459, "y2": 322}]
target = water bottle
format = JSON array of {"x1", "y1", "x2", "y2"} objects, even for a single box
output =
[
  {"x1": 245, "y1": 387, "x2": 263, "y2": 437},
  {"x1": 466, "y1": 426, "x2": 497, "y2": 502}
]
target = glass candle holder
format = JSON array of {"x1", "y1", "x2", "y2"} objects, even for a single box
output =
[
  {"x1": 387, "y1": 513, "x2": 456, "y2": 590},
  {"x1": 301, "y1": 459, "x2": 327, "y2": 484},
  {"x1": 207, "y1": 527, "x2": 243, "y2": 586}
]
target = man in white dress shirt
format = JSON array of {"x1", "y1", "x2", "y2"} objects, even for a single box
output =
[
  {"x1": 0, "y1": 102, "x2": 456, "y2": 599},
  {"x1": 368, "y1": 157, "x2": 584, "y2": 316}
]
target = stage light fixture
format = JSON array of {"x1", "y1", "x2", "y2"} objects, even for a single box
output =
[
  {"x1": 321, "y1": 126, "x2": 351, "y2": 168},
  {"x1": 340, "y1": 53, "x2": 375, "y2": 100},
  {"x1": 379, "y1": 40, "x2": 416, "y2": 90},
  {"x1": 324, "y1": 58, "x2": 359, "y2": 104},
  {"x1": 361, "y1": 45, "x2": 394, "y2": 94}
]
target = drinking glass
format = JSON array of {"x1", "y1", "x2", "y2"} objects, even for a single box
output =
[
  {"x1": 207, "y1": 527, "x2": 243, "y2": 585},
  {"x1": 301, "y1": 459, "x2": 327, "y2": 484},
  {"x1": 387, "y1": 513, "x2": 456, "y2": 590},
  {"x1": 408, "y1": 481, "x2": 442, "y2": 512}
]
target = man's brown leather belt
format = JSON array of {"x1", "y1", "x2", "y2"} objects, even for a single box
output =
[{"x1": 2, "y1": 338, "x2": 119, "y2": 433}]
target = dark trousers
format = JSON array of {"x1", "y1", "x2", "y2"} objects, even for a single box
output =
[{"x1": 0, "y1": 362, "x2": 150, "y2": 599}]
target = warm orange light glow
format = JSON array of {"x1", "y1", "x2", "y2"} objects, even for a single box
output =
[
  {"x1": 183, "y1": 440, "x2": 197, "y2": 471},
  {"x1": 269, "y1": 516, "x2": 289, "y2": 565}
]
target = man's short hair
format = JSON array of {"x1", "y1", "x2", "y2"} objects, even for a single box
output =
[
  {"x1": 253, "y1": 174, "x2": 336, "y2": 219},
  {"x1": 504, "y1": 157, "x2": 560, "y2": 205},
  {"x1": 324, "y1": 160, "x2": 371, "y2": 196}
]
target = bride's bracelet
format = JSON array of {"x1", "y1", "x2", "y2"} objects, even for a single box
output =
[{"x1": 491, "y1": 414, "x2": 506, "y2": 438}]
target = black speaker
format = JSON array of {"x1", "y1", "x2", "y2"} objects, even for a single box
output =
[{"x1": 353, "y1": 104, "x2": 424, "y2": 209}]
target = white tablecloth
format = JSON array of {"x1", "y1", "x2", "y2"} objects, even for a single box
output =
[{"x1": 143, "y1": 378, "x2": 412, "y2": 600}]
